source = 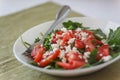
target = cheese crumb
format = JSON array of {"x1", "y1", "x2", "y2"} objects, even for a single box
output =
[
  {"x1": 102, "y1": 55, "x2": 112, "y2": 62},
  {"x1": 61, "y1": 27, "x2": 67, "y2": 32},
  {"x1": 65, "y1": 45, "x2": 71, "y2": 53},
  {"x1": 68, "y1": 38, "x2": 75, "y2": 44},
  {"x1": 72, "y1": 47, "x2": 79, "y2": 53},
  {"x1": 84, "y1": 52, "x2": 91, "y2": 58},
  {"x1": 59, "y1": 50, "x2": 65, "y2": 59},
  {"x1": 81, "y1": 32, "x2": 88, "y2": 41},
  {"x1": 51, "y1": 44, "x2": 59, "y2": 49},
  {"x1": 76, "y1": 28, "x2": 81, "y2": 31}
]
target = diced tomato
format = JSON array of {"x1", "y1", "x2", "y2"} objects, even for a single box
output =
[
  {"x1": 97, "y1": 45, "x2": 110, "y2": 60},
  {"x1": 34, "y1": 48, "x2": 44, "y2": 62},
  {"x1": 51, "y1": 38, "x2": 58, "y2": 44},
  {"x1": 84, "y1": 37, "x2": 95, "y2": 52},
  {"x1": 57, "y1": 60, "x2": 86, "y2": 70},
  {"x1": 55, "y1": 30, "x2": 64, "y2": 35},
  {"x1": 65, "y1": 51, "x2": 83, "y2": 61},
  {"x1": 75, "y1": 39, "x2": 85, "y2": 49},
  {"x1": 38, "y1": 49, "x2": 60, "y2": 67},
  {"x1": 60, "y1": 40, "x2": 67, "y2": 46},
  {"x1": 95, "y1": 40, "x2": 103, "y2": 45},
  {"x1": 31, "y1": 44, "x2": 45, "y2": 57},
  {"x1": 57, "y1": 51, "x2": 86, "y2": 69}
]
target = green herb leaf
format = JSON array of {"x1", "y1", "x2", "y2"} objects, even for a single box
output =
[
  {"x1": 92, "y1": 29, "x2": 106, "y2": 40},
  {"x1": 88, "y1": 48, "x2": 98, "y2": 64},
  {"x1": 63, "y1": 20, "x2": 87, "y2": 30},
  {"x1": 21, "y1": 37, "x2": 31, "y2": 48},
  {"x1": 34, "y1": 37, "x2": 40, "y2": 43},
  {"x1": 107, "y1": 27, "x2": 120, "y2": 45},
  {"x1": 43, "y1": 33, "x2": 52, "y2": 50}
]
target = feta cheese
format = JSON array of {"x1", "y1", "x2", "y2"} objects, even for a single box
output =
[
  {"x1": 68, "y1": 38, "x2": 75, "y2": 44},
  {"x1": 65, "y1": 45, "x2": 71, "y2": 53},
  {"x1": 76, "y1": 28, "x2": 81, "y2": 31},
  {"x1": 51, "y1": 44, "x2": 59, "y2": 49},
  {"x1": 56, "y1": 39, "x2": 61, "y2": 45},
  {"x1": 81, "y1": 32, "x2": 88, "y2": 41},
  {"x1": 56, "y1": 34, "x2": 61, "y2": 38},
  {"x1": 72, "y1": 47, "x2": 79, "y2": 53},
  {"x1": 61, "y1": 27, "x2": 67, "y2": 32},
  {"x1": 85, "y1": 59, "x2": 88, "y2": 63},
  {"x1": 84, "y1": 52, "x2": 91, "y2": 58},
  {"x1": 59, "y1": 50, "x2": 65, "y2": 59},
  {"x1": 43, "y1": 51, "x2": 53, "y2": 58},
  {"x1": 53, "y1": 48, "x2": 58, "y2": 52},
  {"x1": 62, "y1": 57, "x2": 67, "y2": 63},
  {"x1": 102, "y1": 55, "x2": 112, "y2": 62}
]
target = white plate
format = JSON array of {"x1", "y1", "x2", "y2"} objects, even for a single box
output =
[{"x1": 13, "y1": 17, "x2": 120, "y2": 77}]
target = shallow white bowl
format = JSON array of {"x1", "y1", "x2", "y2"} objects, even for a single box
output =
[{"x1": 13, "y1": 17, "x2": 120, "y2": 77}]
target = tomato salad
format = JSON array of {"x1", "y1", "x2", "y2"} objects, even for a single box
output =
[{"x1": 23, "y1": 20, "x2": 120, "y2": 70}]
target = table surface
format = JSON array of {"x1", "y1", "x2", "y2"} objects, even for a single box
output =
[
  {"x1": 0, "y1": 0, "x2": 120, "y2": 23},
  {"x1": 0, "y1": 2, "x2": 120, "y2": 80}
]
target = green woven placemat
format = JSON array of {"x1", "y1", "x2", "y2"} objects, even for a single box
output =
[{"x1": 0, "y1": 2, "x2": 120, "y2": 80}]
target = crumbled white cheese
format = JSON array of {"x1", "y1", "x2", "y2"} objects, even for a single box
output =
[
  {"x1": 59, "y1": 50, "x2": 65, "y2": 59},
  {"x1": 49, "y1": 33, "x2": 55, "y2": 42},
  {"x1": 56, "y1": 39, "x2": 61, "y2": 45},
  {"x1": 85, "y1": 59, "x2": 88, "y2": 63},
  {"x1": 78, "y1": 55, "x2": 82, "y2": 59},
  {"x1": 84, "y1": 52, "x2": 91, "y2": 58},
  {"x1": 76, "y1": 28, "x2": 81, "y2": 31},
  {"x1": 81, "y1": 32, "x2": 88, "y2": 41},
  {"x1": 61, "y1": 27, "x2": 67, "y2": 32},
  {"x1": 55, "y1": 34, "x2": 61, "y2": 38},
  {"x1": 102, "y1": 55, "x2": 112, "y2": 62},
  {"x1": 72, "y1": 47, "x2": 79, "y2": 53},
  {"x1": 62, "y1": 57, "x2": 67, "y2": 63},
  {"x1": 51, "y1": 33, "x2": 55, "y2": 38},
  {"x1": 68, "y1": 38, "x2": 75, "y2": 44},
  {"x1": 51, "y1": 44, "x2": 59, "y2": 49},
  {"x1": 65, "y1": 45, "x2": 71, "y2": 53},
  {"x1": 53, "y1": 48, "x2": 58, "y2": 52},
  {"x1": 43, "y1": 51, "x2": 53, "y2": 58},
  {"x1": 83, "y1": 52, "x2": 91, "y2": 63}
]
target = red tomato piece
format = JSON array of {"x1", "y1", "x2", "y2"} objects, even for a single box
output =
[
  {"x1": 38, "y1": 49, "x2": 60, "y2": 67},
  {"x1": 75, "y1": 39, "x2": 85, "y2": 49},
  {"x1": 66, "y1": 51, "x2": 82, "y2": 61},
  {"x1": 84, "y1": 37, "x2": 95, "y2": 52},
  {"x1": 34, "y1": 48, "x2": 44, "y2": 62},
  {"x1": 97, "y1": 45, "x2": 110, "y2": 60},
  {"x1": 57, "y1": 51, "x2": 86, "y2": 69},
  {"x1": 31, "y1": 44, "x2": 45, "y2": 57},
  {"x1": 57, "y1": 60, "x2": 86, "y2": 70},
  {"x1": 56, "y1": 30, "x2": 64, "y2": 35}
]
